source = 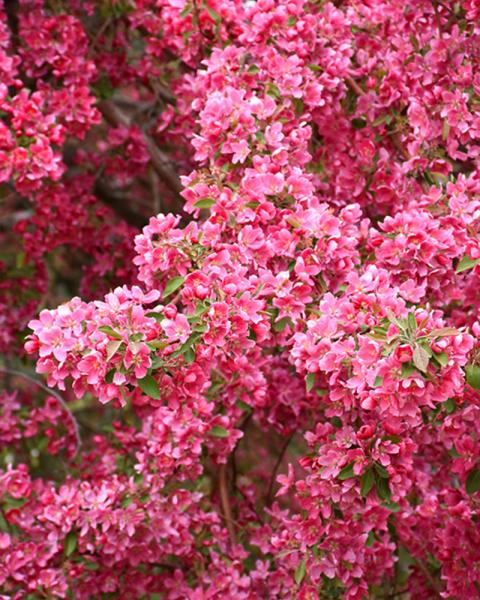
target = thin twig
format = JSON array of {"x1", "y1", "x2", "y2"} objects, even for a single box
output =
[
  {"x1": 345, "y1": 75, "x2": 364, "y2": 97},
  {"x1": 265, "y1": 431, "x2": 294, "y2": 506},
  {"x1": 431, "y1": 1, "x2": 445, "y2": 37},
  {"x1": 0, "y1": 368, "x2": 81, "y2": 459},
  {"x1": 192, "y1": 0, "x2": 214, "y2": 42},
  {"x1": 219, "y1": 463, "x2": 236, "y2": 544},
  {"x1": 414, "y1": 558, "x2": 443, "y2": 598}
]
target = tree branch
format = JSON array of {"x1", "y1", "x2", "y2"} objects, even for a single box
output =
[
  {"x1": 219, "y1": 463, "x2": 236, "y2": 545},
  {"x1": 94, "y1": 179, "x2": 148, "y2": 228},
  {"x1": 265, "y1": 431, "x2": 294, "y2": 506},
  {"x1": 98, "y1": 99, "x2": 183, "y2": 198}
]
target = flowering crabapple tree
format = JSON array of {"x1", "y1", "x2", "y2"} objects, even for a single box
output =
[{"x1": 2, "y1": 0, "x2": 480, "y2": 597}]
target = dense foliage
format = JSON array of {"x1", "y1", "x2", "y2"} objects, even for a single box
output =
[{"x1": 2, "y1": 0, "x2": 480, "y2": 597}]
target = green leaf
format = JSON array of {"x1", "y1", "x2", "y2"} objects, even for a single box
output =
[
  {"x1": 466, "y1": 364, "x2": 480, "y2": 390},
  {"x1": 352, "y1": 118, "x2": 367, "y2": 129},
  {"x1": 366, "y1": 531, "x2": 376, "y2": 547},
  {"x1": 338, "y1": 462, "x2": 355, "y2": 480},
  {"x1": 374, "y1": 463, "x2": 389, "y2": 479},
  {"x1": 372, "y1": 113, "x2": 392, "y2": 127},
  {"x1": 443, "y1": 398, "x2": 456, "y2": 414},
  {"x1": 163, "y1": 276, "x2": 185, "y2": 299},
  {"x1": 146, "y1": 312, "x2": 164, "y2": 322},
  {"x1": 413, "y1": 345, "x2": 430, "y2": 373},
  {"x1": 0, "y1": 511, "x2": 10, "y2": 533},
  {"x1": 420, "y1": 342, "x2": 433, "y2": 357},
  {"x1": 407, "y1": 312, "x2": 417, "y2": 332},
  {"x1": 376, "y1": 477, "x2": 392, "y2": 502},
  {"x1": 433, "y1": 351, "x2": 449, "y2": 367},
  {"x1": 98, "y1": 326, "x2": 123, "y2": 340},
  {"x1": 273, "y1": 317, "x2": 291, "y2": 333},
  {"x1": 3, "y1": 496, "x2": 27, "y2": 510},
  {"x1": 180, "y1": 4, "x2": 192, "y2": 18},
  {"x1": 456, "y1": 255, "x2": 480, "y2": 273},
  {"x1": 382, "y1": 501, "x2": 401, "y2": 512},
  {"x1": 428, "y1": 327, "x2": 459, "y2": 338},
  {"x1": 64, "y1": 530, "x2": 77, "y2": 557},
  {"x1": 294, "y1": 559, "x2": 306, "y2": 585},
  {"x1": 360, "y1": 468, "x2": 375, "y2": 497},
  {"x1": 305, "y1": 372, "x2": 315, "y2": 393},
  {"x1": 307, "y1": 63, "x2": 323, "y2": 72},
  {"x1": 373, "y1": 375, "x2": 383, "y2": 387},
  {"x1": 183, "y1": 347, "x2": 195, "y2": 364},
  {"x1": 466, "y1": 468, "x2": 480, "y2": 494},
  {"x1": 171, "y1": 332, "x2": 202, "y2": 358},
  {"x1": 204, "y1": 3, "x2": 221, "y2": 22},
  {"x1": 401, "y1": 362, "x2": 415, "y2": 379},
  {"x1": 194, "y1": 197, "x2": 216, "y2": 209},
  {"x1": 236, "y1": 400, "x2": 252, "y2": 412},
  {"x1": 105, "y1": 368, "x2": 115, "y2": 384},
  {"x1": 209, "y1": 425, "x2": 229, "y2": 438},
  {"x1": 138, "y1": 374, "x2": 161, "y2": 400},
  {"x1": 106, "y1": 340, "x2": 122, "y2": 361}
]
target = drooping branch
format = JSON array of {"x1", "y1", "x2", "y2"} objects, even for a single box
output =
[{"x1": 0, "y1": 367, "x2": 81, "y2": 459}]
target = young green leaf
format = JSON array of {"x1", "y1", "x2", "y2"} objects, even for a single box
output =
[
  {"x1": 236, "y1": 400, "x2": 252, "y2": 412},
  {"x1": 183, "y1": 346, "x2": 195, "y2": 364},
  {"x1": 305, "y1": 372, "x2": 315, "y2": 393},
  {"x1": 360, "y1": 468, "x2": 375, "y2": 497},
  {"x1": 146, "y1": 312, "x2": 164, "y2": 322},
  {"x1": 98, "y1": 325, "x2": 123, "y2": 340},
  {"x1": 338, "y1": 462, "x2": 355, "y2": 480},
  {"x1": 466, "y1": 364, "x2": 480, "y2": 390},
  {"x1": 209, "y1": 425, "x2": 229, "y2": 438},
  {"x1": 193, "y1": 198, "x2": 216, "y2": 209},
  {"x1": 407, "y1": 312, "x2": 417, "y2": 332},
  {"x1": 443, "y1": 398, "x2": 456, "y2": 414},
  {"x1": 376, "y1": 477, "x2": 392, "y2": 502},
  {"x1": 294, "y1": 559, "x2": 306, "y2": 585},
  {"x1": 352, "y1": 118, "x2": 367, "y2": 129},
  {"x1": 204, "y1": 3, "x2": 221, "y2": 22},
  {"x1": 163, "y1": 276, "x2": 185, "y2": 299},
  {"x1": 106, "y1": 340, "x2": 122, "y2": 361},
  {"x1": 401, "y1": 362, "x2": 415, "y2": 379},
  {"x1": 382, "y1": 501, "x2": 401, "y2": 512},
  {"x1": 413, "y1": 345, "x2": 430, "y2": 373},
  {"x1": 433, "y1": 351, "x2": 449, "y2": 367},
  {"x1": 428, "y1": 327, "x2": 459, "y2": 338},
  {"x1": 273, "y1": 317, "x2": 291, "y2": 332},
  {"x1": 64, "y1": 530, "x2": 77, "y2": 557},
  {"x1": 374, "y1": 463, "x2": 389, "y2": 479},
  {"x1": 456, "y1": 255, "x2": 480, "y2": 273},
  {"x1": 138, "y1": 374, "x2": 161, "y2": 400},
  {"x1": 466, "y1": 468, "x2": 480, "y2": 494}
]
